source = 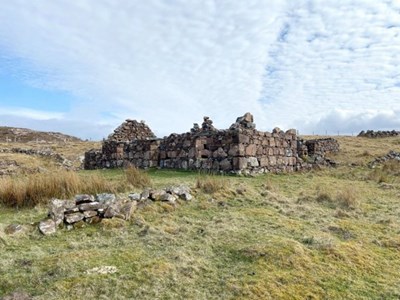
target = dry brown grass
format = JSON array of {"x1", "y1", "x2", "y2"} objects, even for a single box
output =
[
  {"x1": 125, "y1": 166, "x2": 152, "y2": 188},
  {"x1": 195, "y1": 175, "x2": 229, "y2": 194},
  {"x1": 316, "y1": 187, "x2": 359, "y2": 209},
  {"x1": 0, "y1": 170, "x2": 115, "y2": 207},
  {"x1": 336, "y1": 187, "x2": 359, "y2": 209}
]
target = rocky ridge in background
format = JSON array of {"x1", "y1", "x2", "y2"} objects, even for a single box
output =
[{"x1": 0, "y1": 126, "x2": 82, "y2": 143}]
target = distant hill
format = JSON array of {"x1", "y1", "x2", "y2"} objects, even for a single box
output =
[{"x1": 0, "y1": 126, "x2": 82, "y2": 143}]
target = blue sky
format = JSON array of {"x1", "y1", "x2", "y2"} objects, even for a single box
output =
[{"x1": 0, "y1": 0, "x2": 399, "y2": 140}]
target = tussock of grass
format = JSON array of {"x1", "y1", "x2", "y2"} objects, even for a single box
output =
[
  {"x1": 125, "y1": 166, "x2": 151, "y2": 188},
  {"x1": 195, "y1": 175, "x2": 229, "y2": 194},
  {"x1": 316, "y1": 187, "x2": 359, "y2": 209},
  {"x1": 0, "y1": 170, "x2": 115, "y2": 207},
  {"x1": 336, "y1": 187, "x2": 359, "y2": 209}
]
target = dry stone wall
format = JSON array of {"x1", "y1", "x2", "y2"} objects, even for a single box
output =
[
  {"x1": 107, "y1": 119, "x2": 156, "y2": 142},
  {"x1": 358, "y1": 130, "x2": 400, "y2": 138},
  {"x1": 85, "y1": 113, "x2": 338, "y2": 174},
  {"x1": 303, "y1": 138, "x2": 340, "y2": 156},
  {"x1": 38, "y1": 186, "x2": 193, "y2": 235}
]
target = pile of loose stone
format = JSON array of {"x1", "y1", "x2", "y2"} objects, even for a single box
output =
[
  {"x1": 368, "y1": 150, "x2": 400, "y2": 168},
  {"x1": 358, "y1": 130, "x2": 400, "y2": 138},
  {"x1": 229, "y1": 112, "x2": 256, "y2": 130},
  {"x1": 38, "y1": 185, "x2": 193, "y2": 235},
  {"x1": 108, "y1": 119, "x2": 156, "y2": 142}
]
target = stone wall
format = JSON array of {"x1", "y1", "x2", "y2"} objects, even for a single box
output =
[
  {"x1": 303, "y1": 138, "x2": 340, "y2": 156},
  {"x1": 358, "y1": 130, "x2": 400, "y2": 138},
  {"x1": 107, "y1": 119, "x2": 156, "y2": 142},
  {"x1": 85, "y1": 113, "x2": 338, "y2": 174}
]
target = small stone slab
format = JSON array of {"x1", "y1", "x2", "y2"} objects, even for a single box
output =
[
  {"x1": 128, "y1": 193, "x2": 141, "y2": 201},
  {"x1": 39, "y1": 219, "x2": 56, "y2": 235},
  {"x1": 140, "y1": 189, "x2": 150, "y2": 200},
  {"x1": 160, "y1": 193, "x2": 177, "y2": 203},
  {"x1": 75, "y1": 194, "x2": 95, "y2": 205},
  {"x1": 78, "y1": 202, "x2": 102, "y2": 211},
  {"x1": 65, "y1": 212, "x2": 85, "y2": 224},
  {"x1": 104, "y1": 203, "x2": 124, "y2": 219},
  {"x1": 49, "y1": 199, "x2": 76, "y2": 226},
  {"x1": 65, "y1": 207, "x2": 80, "y2": 214},
  {"x1": 96, "y1": 193, "x2": 116, "y2": 204},
  {"x1": 180, "y1": 192, "x2": 193, "y2": 201},
  {"x1": 149, "y1": 189, "x2": 166, "y2": 201},
  {"x1": 4, "y1": 224, "x2": 23, "y2": 235},
  {"x1": 83, "y1": 210, "x2": 98, "y2": 218}
]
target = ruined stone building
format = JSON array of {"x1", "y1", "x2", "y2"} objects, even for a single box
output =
[{"x1": 84, "y1": 113, "x2": 339, "y2": 174}]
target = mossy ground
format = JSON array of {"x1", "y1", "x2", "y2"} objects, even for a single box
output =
[{"x1": 1, "y1": 136, "x2": 400, "y2": 299}]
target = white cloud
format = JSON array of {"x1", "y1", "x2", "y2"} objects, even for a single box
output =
[
  {"x1": 0, "y1": 107, "x2": 64, "y2": 120},
  {"x1": 0, "y1": 0, "x2": 399, "y2": 139},
  {"x1": 300, "y1": 109, "x2": 400, "y2": 135}
]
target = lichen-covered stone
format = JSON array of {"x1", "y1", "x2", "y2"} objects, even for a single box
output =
[
  {"x1": 65, "y1": 212, "x2": 85, "y2": 224},
  {"x1": 96, "y1": 193, "x2": 116, "y2": 204},
  {"x1": 39, "y1": 219, "x2": 56, "y2": 235},
  {"x1": 75, "y1": 194, "x2": 95, "y2": 205},
  {"x1": 49, "y1": 199, "x2": 75, "y2": 226},
  {"x1": 78, "y1": 202, "x2": 102, "y2": 211}
]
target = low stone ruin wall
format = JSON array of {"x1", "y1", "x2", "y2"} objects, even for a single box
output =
[
  {"x1": 304, "y1": 138, "x2": 340, "y2": 156},
  {"x1": 358, "y1": 130, "x2": 400, "y2": 138},
  {"x1": 86, "y1": 128, "x2": 304, "y2": 173},
  {"x1": 85, "y1": 113, "x2": 339, "y2": 174},
  {"x1": 39, "y1": 186, "x2": 193, "y2": 235}
]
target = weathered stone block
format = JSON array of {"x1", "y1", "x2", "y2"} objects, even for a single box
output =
[
  {"x1": 233, "y1": 157, "x2": 247, "y2": 170},
  {"x1": 259, "y1": 157, "x2": 269, "y2": 167},
  {"x1": 247, "y1": 157, "x2": 259, "y2": 167},
  {"x1": 39, "y1": 219, "x2": 56, "y2": 235},
  {"x1": 79, "y1": 202, "x2": 102, "y2": 211},
  {"x1": 75, "y1": 194, "x2": 95, "y2": 205},
  {"x1": 233, "y1": 133, "x2": 250, "y2": 144},
  {"x1": 220, "y1": 159, "x2": 232, "y2": 171},
  {"x1": 245, "y1": 144, "x2": 257, "y2": 156},
  {"x1": 65, "y1": 212, "x2": 85, "y2": 224},
  {"x1": 83, "y1": 211, "x2": 98, "y2": 218}
]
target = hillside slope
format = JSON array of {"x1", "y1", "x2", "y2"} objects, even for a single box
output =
[{"x1": 0, "y1": 126, "x2": 82, "y2": 143}]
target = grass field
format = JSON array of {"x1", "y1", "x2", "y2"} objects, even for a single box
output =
[{"x1": 0, "y1": 136, "x2": 400, "y2": 299}]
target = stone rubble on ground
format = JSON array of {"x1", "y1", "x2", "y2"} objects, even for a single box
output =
[
  {"x1": 38, "y1": 185, "x2": 193, "y2": 235},
  {"x1": 368, "y1": 150, "x2": 400, "y2": 168}
]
